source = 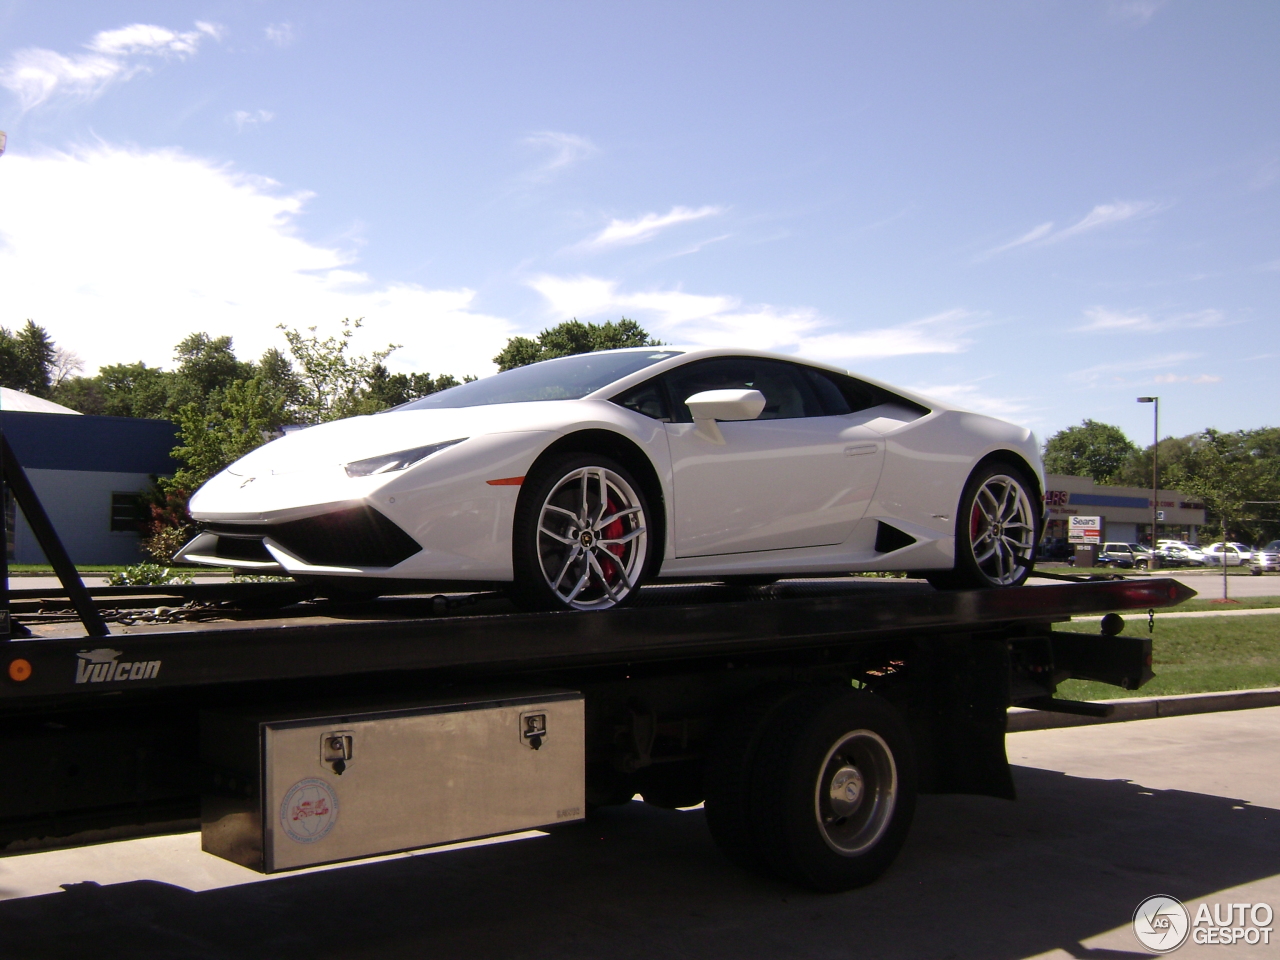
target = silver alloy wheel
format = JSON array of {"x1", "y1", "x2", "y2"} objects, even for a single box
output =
[
  {"x1": 535, "y1": 465, "x2": 648, "y2": 610},
  {"x1": 969, "y1": 473, "x2": 1037, "y2": 586},
  {"x1": 813, "y1": 729, "x2": 898, "y2": 856}
]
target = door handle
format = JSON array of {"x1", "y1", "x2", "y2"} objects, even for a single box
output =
[{"x1": 844, "y1": 443, "x2": 879, "y2": 457}]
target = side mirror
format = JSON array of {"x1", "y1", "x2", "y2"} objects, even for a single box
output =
[
  {"x1": 684, "y1": 389, "x2": 765, "y2": 443},
  {"x1": 684, "y1": 389, "x2": 766, "y2": 422}
]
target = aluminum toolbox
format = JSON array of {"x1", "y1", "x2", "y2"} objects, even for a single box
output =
[{"x1": 200, "y1": 690, "x2": 585, "y2": 872}]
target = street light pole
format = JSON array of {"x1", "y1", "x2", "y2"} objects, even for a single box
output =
[{"x1": 1138, "y1": 396, "x2": 1159, "y2": 570}]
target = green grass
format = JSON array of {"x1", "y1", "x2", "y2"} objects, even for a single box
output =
[
  {"x1": 7, "y1": 563, "x2": 231, "y2": 575},
  {"x1": 1056, "y1": 612, "x2": 1280, "y2": 700},
  {"x1": 1166, "y1": 595, "x2": 1280, "y2": 613}
]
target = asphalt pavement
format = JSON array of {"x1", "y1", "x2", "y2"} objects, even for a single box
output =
[{"x1": 0, "y1": 706, "x2": 1276, "y2": 959}]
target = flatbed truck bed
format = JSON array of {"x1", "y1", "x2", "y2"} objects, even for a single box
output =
[{"x1": 0, "y1": 575, "x2": 1194, "y2": 890}]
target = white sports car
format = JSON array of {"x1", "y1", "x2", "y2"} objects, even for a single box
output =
[{"x1": 177, "y1": 347, "x2": 1044, "y2": 608}]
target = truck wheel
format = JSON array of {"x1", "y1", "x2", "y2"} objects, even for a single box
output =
[
  {"x1": 705, "y1": 686, "x2": 917, "y2": 890},
  {"x1": 704, "y1": 684, "x2": 811, "y2": 870},
  {"x1": 511, "y1": 453, "x2": 651, "y2": 611},
  {"x1": 747, "y1": 689, "x2": 917, "y2": 891},
  {"x1": 927, "y1": 462, "x2": 1039, "y2": 590}
]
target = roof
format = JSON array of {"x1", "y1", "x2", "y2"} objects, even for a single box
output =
[
  {"x1": 0, "y1": 410, "x2": 179, "y2": 475},
  {"x1": 0, "y1": 386, "x2": 82, "y2": 415}
]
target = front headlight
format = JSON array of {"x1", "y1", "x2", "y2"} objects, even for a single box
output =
[{"x1": 344, "y1": 438, "x2": 466, "y2": 478}]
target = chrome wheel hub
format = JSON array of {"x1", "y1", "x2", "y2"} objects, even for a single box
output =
[
  {"x1": 536, "y1": 466, "x2": 648, "y2": 610},
  {"x1": 815, "y1": 730, "x2": 897, "y2": 856}
]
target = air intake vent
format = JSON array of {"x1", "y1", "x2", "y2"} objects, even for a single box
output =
[
  {"x1": 215, "y1": 536, "x2": 274, "y2": 563},
  {"x1": 874, "y1": 522, "x2": 917, "y2": 554},
  {"x1": 207, "y1": 506, "x2": 421, "y2": 568}
]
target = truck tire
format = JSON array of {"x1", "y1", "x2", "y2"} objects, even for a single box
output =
[
  {"x1": 703, "y1": 684, "x2": 811, "y2": 870},
  {"x1": 731, "y1": 687, "x2": 917, "y2": 891}
]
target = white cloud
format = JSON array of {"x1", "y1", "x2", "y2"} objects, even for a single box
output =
[
  {"x1": 232, "y1": 109, "x2": 275, "y2": 131},
  {"x1": 1152, "y1": 373, "x2": 1222, "y2": 385},
  {"x1": 265, "y1": 23, "x2": 295, "y2": 48},
  {"x1": 905, "y1": 379, "x2": 1035, "y2": 423},
  {"x1": 1109, "y1": 1, "x2": 1166, "y2": 25},
  {"x1": 1076, "y1": 306, "x2": 1226, "y2": 333},
  {"x1": 527, "y1": 274, "x2": 971, "y2": 364},
  {"x1": 979, "y1": 201, "x2": 1162, "y2": 259},
  {"x1": 522, "y1": 132, "x2": 598, "y2": 180},
  {"x1": 0, "y1": 146, "x2": 514, "y2": 379},
  {"x1": 0, "y1": 22, "x2": 220, "y2": 110},
  {"x1": 978, "y1": 221, "x2": 1054, "y2": 258},
  {"x1": 1067, "y1": 352, "x2": 1200, "y2": 384},
  {"x1": 587, "y1": 206, "x2": 724, "y2": 248},
  {"x1": 1052, "y1": 201, "x2": 1159, "y2": 241}
]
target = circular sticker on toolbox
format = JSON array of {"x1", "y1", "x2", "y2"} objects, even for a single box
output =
[{"x1": 280, "y1": 778, "x2": 339, "y2": 844}]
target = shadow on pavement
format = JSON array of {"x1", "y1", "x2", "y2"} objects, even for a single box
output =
[{"x1": 1, "y1": 765, "x2": 1276, "y2": 960}]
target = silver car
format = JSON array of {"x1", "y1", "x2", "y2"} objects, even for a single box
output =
[{"x1": 1251, "y1": 541, "x2": 1280, "y2": 575}]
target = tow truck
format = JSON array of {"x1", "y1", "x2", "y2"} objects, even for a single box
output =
[{"x1": 0, "y1": 569, "x2": 1191, "y2": 892}]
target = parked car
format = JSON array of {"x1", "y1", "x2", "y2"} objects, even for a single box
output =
[
  {"x1": 1095, "y1": 542, "x2": 1152, "y2": 570},
  {"x1": 1201, "y1": 542, "x2": 1252, "y2": 565},
  {"x1": 1036, "y1": 536, "x2": 1073, "y2": 562},
  {"x1": 1154, "y1": 542, "x2": 1206, "y2": 567},
  {"x1": 1252, "y1": 541, "x2": 1280, "y2": 575},
  {"x1": 177, "y1": 347, "x2": 1046, "y2": 609}
]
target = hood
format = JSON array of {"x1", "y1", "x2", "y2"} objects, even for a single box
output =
[{"x1": 224, "y1": 401, "x2": 583, "y2": 476}]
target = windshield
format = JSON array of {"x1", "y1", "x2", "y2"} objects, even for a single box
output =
[{"x1": 397, "y1": 350, "x2": 683, "y2": 410}]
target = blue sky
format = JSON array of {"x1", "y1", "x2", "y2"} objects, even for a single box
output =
[{"x1": 0, "y1": 1, "x2": 1276, "y2": 444}]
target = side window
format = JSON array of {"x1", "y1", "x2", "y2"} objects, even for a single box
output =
[
  {"x1": 801, "y1": 368, "x2": 852, "y2": 415},
  {"x1": 611, "y1": 379, "x2": 671, "y2": 421},
  {"x1": 110, "y1": 493, "x2": 143, "y2": 533},
  {"x1": 661, "y1": 358, "x2": 824, "y2": 422},
  {"x1": 805, "y1": 367, "x2": 932, "y2": 417}
]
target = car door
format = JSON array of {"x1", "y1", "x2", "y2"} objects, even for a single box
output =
[{"x1": 658, "y1": 357, "x2": 885, "y2": 557}]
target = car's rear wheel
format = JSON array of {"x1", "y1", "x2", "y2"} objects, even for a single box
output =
[
  {"x1": 927, "y1": 462, "x2": 1039, "y2": 590},
  {"x1": 511, "y1": 453, "x2": 651, "y2": 611}
]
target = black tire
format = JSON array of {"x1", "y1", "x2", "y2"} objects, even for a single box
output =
[
  {"x1": 511, "y1": 453, "x2": 653, "y2": 611},
  {"x1": 927, "y1": 461, "x2": 1040, "y2": 591},
  {"x1": 746, "y1": 688, "x2": 917, "y2": 891},
  {"x1": 703, "y1": 684, "x2": 812, "y2": 871}
]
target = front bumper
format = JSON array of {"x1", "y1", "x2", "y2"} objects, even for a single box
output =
[{"x1": 176, "y1": 505, "x2": 422, "y2": 574}]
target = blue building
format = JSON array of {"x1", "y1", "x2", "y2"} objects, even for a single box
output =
[{"x1": 2, "y1": 407, "x2": 179, "y2": 565}]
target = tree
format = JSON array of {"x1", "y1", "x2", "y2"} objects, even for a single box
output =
[
  {"x1": 166, "y1": 333, "x2": 254, "y2": 416},
  {"x1": 493, "y1": 318, "x2": 661, "y2": 371},
  {"x1": 0, "y1": 320, "x2": 57, "y2": 396},
  {"x1": 1162, "y1": 428, "x2": 1280, "y2": 547},
  {"x1": 358, "y1": 364, "x2": 468, "y2": 412},
  {"x1": 1042, "y1": 419, "x2": 1137, "y2": 482},
  {"x1": 94, "y1": 362, "x2": 174, "y2": 418},
  {"x1": 278, "y1": 317, "x2": 399, "y2": 424}
]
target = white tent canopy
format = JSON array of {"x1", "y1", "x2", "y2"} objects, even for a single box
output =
[{"x1": 0, "y1": 386, "x2": 82, "y2": 415}]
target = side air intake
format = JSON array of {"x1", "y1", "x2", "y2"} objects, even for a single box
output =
[{"x1": 874, "y1": 522, "x2": 918, "y2": 554}]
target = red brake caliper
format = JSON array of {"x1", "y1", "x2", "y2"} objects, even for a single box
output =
[
  {"x1": 598, "y1": 496, "x2": 625, "y2": 584},
  {"x1": 970, "y1": 501, "x2": 982, "y2": 542}
]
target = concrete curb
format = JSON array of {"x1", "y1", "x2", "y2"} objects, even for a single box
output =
[{"x1": 1007, "y1": 686, "x2": 1280, "y2": 732}]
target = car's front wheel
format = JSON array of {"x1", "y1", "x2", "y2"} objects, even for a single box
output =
[
  {"x1": 511, "y1": 453, "x2": 652, "y2": 611},
  {"x1": 927, "y1": 462, "x2": 1040, "y2": 590}
]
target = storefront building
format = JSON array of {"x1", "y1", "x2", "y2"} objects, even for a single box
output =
[{"x1": 1043, "y1": 474, "x2": 1206, "y2": 546}]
